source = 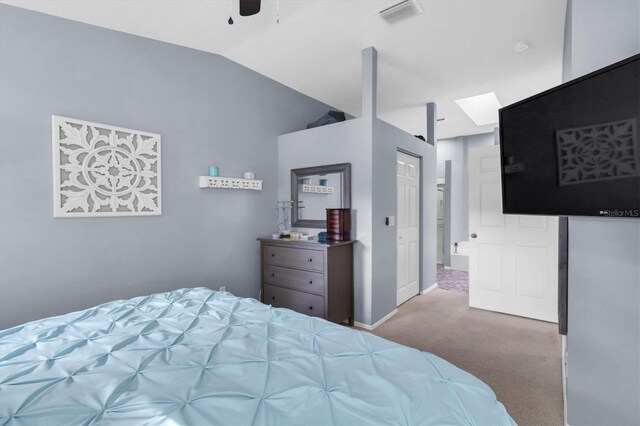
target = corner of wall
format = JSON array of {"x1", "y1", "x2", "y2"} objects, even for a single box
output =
[
  {"x1": 563, "y1": 1, "x2": 640, "y2": 424},
  {"x1": 369, "y1": 119, "x2": 438, "y2": 325}
]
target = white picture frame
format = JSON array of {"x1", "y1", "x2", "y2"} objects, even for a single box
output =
[{"x1": 52, "y1": 116, "x2": 162, "y2": 218}]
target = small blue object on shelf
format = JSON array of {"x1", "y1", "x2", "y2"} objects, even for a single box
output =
[
  {"x1": 317, "y1": 232, "x2": 328, "y2": 243},
  {"x1": 319, "y1": 178, "x2": 328, "y2": 186},
  {"x1": 208, "y1": 166, "x2": 219, "y2": 177}
]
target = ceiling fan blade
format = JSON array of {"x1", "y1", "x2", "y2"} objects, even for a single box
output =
[{"x1": 239, "y1": 0, "x2": 261, "y2": 16}]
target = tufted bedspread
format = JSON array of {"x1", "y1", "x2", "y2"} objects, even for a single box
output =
[{"x1": 0, "y1": 288, "x2": 515, "y2": 425}]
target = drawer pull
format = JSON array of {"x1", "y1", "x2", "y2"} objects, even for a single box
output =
[
  {"x1": 308, "y1": 280, "x2": 313, "y2": 284},
  {"x1": 308, "y1": 306, "x2": 313, "y2": 310},
  {"x1": 271, "y1": 296, "x2": 276, "y2": 300},
  {"x1": 308, "y1": 258, "x2": 313, "y2": 262},
  {"x1": 271, "y1": 273, "x2": 275, "y2": 277},
  {"x1": 271, "y1": 253, "x2": 275, "y2": 257}
]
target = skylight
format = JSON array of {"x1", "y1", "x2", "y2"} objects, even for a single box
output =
[{"x1": 454, "y1": 92, "x2": 502, "y2": 126}]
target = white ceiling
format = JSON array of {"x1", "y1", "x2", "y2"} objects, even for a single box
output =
[{"x1": 2, "y1": 0, "x2": 567, "y2": 139}]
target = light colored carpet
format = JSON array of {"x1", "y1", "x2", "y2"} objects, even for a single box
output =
[{"x1": 371, "y1": 288, "x2": 564, "y2": 426}]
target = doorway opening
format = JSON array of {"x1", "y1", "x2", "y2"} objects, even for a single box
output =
[
  {"x1": 405, "y1": 139, "x2": 563, "y2": 426},
  {"x1": 436, "y1": 163, "x2": 469, "y2": 294}
]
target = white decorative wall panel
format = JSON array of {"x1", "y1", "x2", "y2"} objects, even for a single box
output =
[{"x1": 52, "y1": 116, "x2": 161, "y2": 217}]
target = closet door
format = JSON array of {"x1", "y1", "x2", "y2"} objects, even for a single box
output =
[{"x1": 397, "y1": 151, "x2": 420, "y2": 306}]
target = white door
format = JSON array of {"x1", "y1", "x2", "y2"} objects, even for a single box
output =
[
  {"x1": 397, "y1": 151, "x2": 420, "y2": 306},
  {"x1": 436, "y1": 187, "x2": 444, "y2": 264},
  {"x1": 468, "y1": 145, "x2": 558, "y2": 322}
]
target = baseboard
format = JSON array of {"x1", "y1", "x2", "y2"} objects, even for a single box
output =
[
  {"x1": 421, "y1": 283, "x2": 438, "y2": 295},
  {"x1": 355, "y1": 285, "x2": 436, "y2": 330},
  {"x1": 354, "y1": 309, "x2": 398, "y2": 331}
]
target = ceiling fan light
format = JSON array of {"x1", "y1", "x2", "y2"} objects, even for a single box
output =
[{"x1": 239, "y1": 0, "x2": 261, "y2": 17}]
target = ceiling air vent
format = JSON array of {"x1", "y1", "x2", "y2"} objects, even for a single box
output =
[{"x1": 378, "y1": 0, "x2": 423, "y2": 19}]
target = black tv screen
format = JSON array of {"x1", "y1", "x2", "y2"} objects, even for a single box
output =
[{"x1": 499, "y1": 54, "x2": 640, "y2": 218}]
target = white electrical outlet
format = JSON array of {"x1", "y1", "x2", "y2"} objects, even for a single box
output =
[{"x1": 219, "y1": 286, "x2": 226, "y2": 292}]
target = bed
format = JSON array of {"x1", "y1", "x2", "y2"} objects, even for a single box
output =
[{"x1": 0, "y1": 288, "x2": 515, "y2": 425}]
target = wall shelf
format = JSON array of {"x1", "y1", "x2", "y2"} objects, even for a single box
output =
[
  {"x1": 299, "y1": 184, "x2": 334, "y2": 194},
  {"x1": 199, "y1": 176, "x2": 262, "y2": 191}
]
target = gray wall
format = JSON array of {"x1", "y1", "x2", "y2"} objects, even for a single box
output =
[
  {"x1": 372, "y1": 119, "x2": 437, "y2": 324},
  {"x1": 563, "y1": 1, "x2": 640, "y2": 425},
  {"x1": 443, "y1": 161, "x2": 453, "y2": 267},
  {"x1": 279, "y1": 46, "x2": 438, "y2": 327},
  {"x1": 0, "y1": 5, "x2": 335, "y2": 329},
  {"x1": 278, "y1": 119, "x2": 373, "y2": 324},
  {"x1": 436, "y1": 133, "x2": 494, "y2": 245},
  {"x1": 277, "y1": 118, "x2": 437, "y2": 326}
]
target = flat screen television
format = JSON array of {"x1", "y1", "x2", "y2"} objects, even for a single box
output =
[{"x1": 499, "y1": 54, "x2": 640, "y2": 218}]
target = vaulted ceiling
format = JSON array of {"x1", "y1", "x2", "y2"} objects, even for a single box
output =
[{"x1": 2, "y1": 0, "x2": 567, "y2": 139}]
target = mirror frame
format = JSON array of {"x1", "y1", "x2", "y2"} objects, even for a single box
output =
[{"x1": 291, "y1": 163, "x2": 351, "y2": 229}]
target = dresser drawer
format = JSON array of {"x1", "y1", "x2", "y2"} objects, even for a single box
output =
[
  {"x1": 264, "y1": 265, "x2": 324, "y2": 295},
  {"x1": 263, "y1": 284, "x2": 324, "y2": 318},
  {"x1": 263, "y1": 245, "x2": 324, "y2": 272}
]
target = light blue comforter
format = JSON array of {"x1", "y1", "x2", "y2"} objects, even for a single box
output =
[{"x1": 0, "y1": 288, "x2": 515, "y2": 425}]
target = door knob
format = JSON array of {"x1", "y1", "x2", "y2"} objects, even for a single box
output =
[{"x1": 471, "y1": 233, "x2": 478, "y2": 239}]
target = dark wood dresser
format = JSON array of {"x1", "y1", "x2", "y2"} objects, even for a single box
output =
[{"x1": 258, "y1": 238, "x2": 355, "y2": 325}]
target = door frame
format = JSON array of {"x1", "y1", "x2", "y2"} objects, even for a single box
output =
[
  {"x1": 396, "y1": 148, "x2": 423, "y2": 306},
  {"x1": 436, "y1": 179, "x2": 445, "y2": 265},
  {"x1": 443, "y1": 160, "x2": 453, "y2": 268}
]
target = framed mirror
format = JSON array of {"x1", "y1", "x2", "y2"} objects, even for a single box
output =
[{"x1": 291, "y1": 163, "x2": 351, "y2": 228}]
